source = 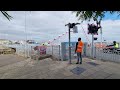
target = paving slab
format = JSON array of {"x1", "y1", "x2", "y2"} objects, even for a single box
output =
[
  {"x1": 70, "y1": 67, "x2": 86, "y2": 75},
  {"x1": 0, "y1": 55, "x2": 26, "y2": 67},
  {"x1": 86, "y1": 71, "x2": 111, "y2": 79},
  {"x1": 0, "y1": 55, "x2": 120, "y2": 79},
  {"x1": 64, "y1": 74, "x2": 85, "y2": 79},
  {"x1": 106, "y1": 74, "x2": 120, "y2": 79}
]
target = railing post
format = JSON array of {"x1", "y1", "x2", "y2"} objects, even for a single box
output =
[
  {"x1": 59, "y1": 45, "x2": 61, "y2": 60},
  {"x1": 52, "y1": 45, "x2": 53, "y2": 56},
  {"x1": 94, "y1": 46, "x2": 96, "y2": 58},
  {"x1": 30, "y1": 46, "x2": 32, "y2": 59}
]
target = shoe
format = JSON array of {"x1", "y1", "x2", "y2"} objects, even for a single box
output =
[
  {"x1": 76, "y1": 62, "x2": 79, "y2": 64},
  {"x1": 80, "y1": 62, "x2": 82, "y2": 64}
]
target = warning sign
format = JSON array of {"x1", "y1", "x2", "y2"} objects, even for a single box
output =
[{"x1": 38, "y1": 46, "x2": 47, "y2": 55}]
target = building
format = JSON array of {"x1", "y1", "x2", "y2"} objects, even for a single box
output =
[
  {"x1": 26, "y1": 40, "x2": 36, "y2": 44},
  {"x1": 0, "y1": 39, "x2": 12, "y2": 45}
]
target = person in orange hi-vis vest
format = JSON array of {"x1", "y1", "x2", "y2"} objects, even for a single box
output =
[{"x1": 75, "y1": 37, "x2": 84, "y2": 64}]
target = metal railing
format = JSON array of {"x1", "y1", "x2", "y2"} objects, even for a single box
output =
[
  {"x1": 46, "y1": 45, "x2": 61, "y2": 60},
  {"x1": 2, "y1": 44, "x2": 61, "y2": 60},
  {"x1": 30, "y1": 45, "x2": 61, "y2": 60},
  {"x1": 85, "y1": 45, "x2": 120, "y2": 63},
  {"x1": 2, "y1": 42, "x2": 120, "y2": 63},
  {"x1": 3, "y1": 44, "x2": 32, "y2": 58}
]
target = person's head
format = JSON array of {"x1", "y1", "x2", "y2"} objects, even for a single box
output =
[
  {"x1": 78, "y1": 38, "x2": 81, "y2": 41},
  {"x1": 113, "y1": 41, "x2": 116, "y2": 44}
]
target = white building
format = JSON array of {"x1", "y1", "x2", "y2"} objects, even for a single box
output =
[{"x1": 0, "y1": 39, "x2": 12, "y2": 45}]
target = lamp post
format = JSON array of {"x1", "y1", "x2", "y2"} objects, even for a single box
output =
[
  {"x1": 65, "y1": 23, "x2": 80, "y2": 64},
  {"x1": 25, "y1": 11, "x2": 28, "y2": 58}
]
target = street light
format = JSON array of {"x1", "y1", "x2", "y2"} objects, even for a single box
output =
[{"x1": 65, "y1": 23, "x2": 80, "y2": 64}]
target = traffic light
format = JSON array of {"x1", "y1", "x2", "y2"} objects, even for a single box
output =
[
  {"x1": 94, "y1": 37, "x2": 97, "y2": 40},
  {"x1": 69, "y1": 23, "x2": 75, "y2": 28},
  {"x1": 88, "y1": 24, "x2": 93, "y2": 34},
  {"x1": 88, "y1": 24, "x2": 100, "y2": 35}
]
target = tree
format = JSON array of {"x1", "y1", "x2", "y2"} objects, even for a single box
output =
[
  {"x1": 73, "y1": 11, "x2": 120, "y2": 23},
  {"x1": 1, "y1": 11, "x2": 13, "y2": 21}
]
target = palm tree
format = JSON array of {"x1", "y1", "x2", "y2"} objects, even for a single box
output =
[
  {"x1": 1, "y1": 11, "x2": 13, "y2": 21},
  {"x1": 73, "y1": 11, "x2": 120, "y2": 23}
]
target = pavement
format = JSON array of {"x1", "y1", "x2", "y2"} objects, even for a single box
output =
[
  {"x1": 0, "y1": 54, "x2": 26, "y2": 67},
  {"x1": 0, "y1": 55, "x2": 120, "y2": 79}
]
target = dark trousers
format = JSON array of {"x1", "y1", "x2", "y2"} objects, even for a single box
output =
[{"x1": 77, "y1": 52, "x2": 82, "y2": 63}]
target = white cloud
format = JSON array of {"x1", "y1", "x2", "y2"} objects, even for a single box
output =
[{"x1": 0, "y1": 11, "x2": 120, "y2": 44}]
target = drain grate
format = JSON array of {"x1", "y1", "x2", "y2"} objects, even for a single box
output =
[
  {"x1": 70, "y1": 67, "x2": 86, "y2": 75},
  {"x1": 87, "y1": 62, "x2": 99, "y2": 66}
]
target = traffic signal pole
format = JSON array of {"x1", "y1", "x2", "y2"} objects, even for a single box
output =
[
  {"x1": 88, "y1": 22, "x2": 100, "y2": 59},
  {"x1": 97, "y1": 20, "x2": 102, "y2": 48},
  {"x1": 68, "y1": 27, "x2": 72, "y2": 64},
  {"x1": 65, "y1": 23, "x2": 80, "y2": 64},
  {"x1": 100, "y1": 27, "x2": 102, "y2": 48},
  {"x1": 92, "y1": 33, "x2": 94, "y2": 59}
]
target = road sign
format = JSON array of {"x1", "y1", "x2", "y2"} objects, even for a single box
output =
[{"x1": 73, "y1": 26, "x2": 78, "y2": 33}]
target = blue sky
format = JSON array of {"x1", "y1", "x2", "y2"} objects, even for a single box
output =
[
  {"x1": 0, "y1": 11, "x2": 120, "y2": 44},
  {"x1": 103, "y1": 12, "x2": 120, "y2": 20}
]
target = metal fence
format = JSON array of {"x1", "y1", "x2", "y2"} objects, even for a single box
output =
[
  {"x1": 3, "y1": 44, "x2": 32, "y2": 58},
  {"x1": 2, "y1": 44, "x2": 61, "y2": 59},
  {"x1": 16, "y1": 42, "x2": 120, "y2": 63},
  {"x1": 95, "y1": 48, "x2": 120, "y2": 62},
  {"x1": 46, "y1": 45, "x2": 61, "y2": 59},
  {"x1": 3, "y1": 42, "x2": 120, "y2": 63},
  {"x1": 85, "y1": 44, "x2": 120, "y2": 63},
  {"x1": 30, "y1": 45, "x2": 61, "y2": 60}
]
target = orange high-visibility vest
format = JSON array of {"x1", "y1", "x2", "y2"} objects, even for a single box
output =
[{"x1": 76, "y1": 41, "x2": 84, "y2": 52}]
